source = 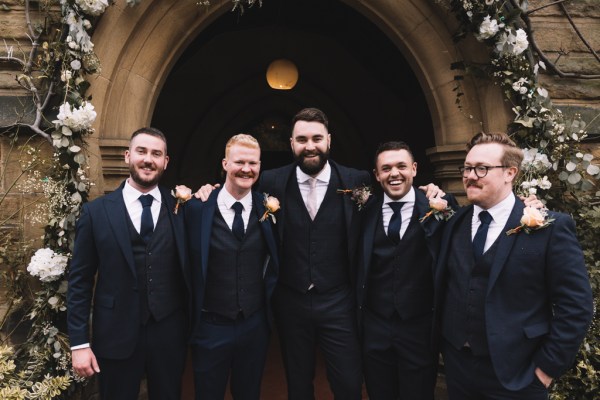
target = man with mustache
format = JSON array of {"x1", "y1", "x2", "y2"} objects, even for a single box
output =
[
  {"x1": 67, "y1": 127, "x2": 191, "y2": 400},
  {"x1": 434, "y1": 132, "x2": 593, "y2": 399},
  {"x1": 185, "y1": 134, "x2": 279, "y2": 400}
]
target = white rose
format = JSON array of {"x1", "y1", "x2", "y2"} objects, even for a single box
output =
[{"x1": 477, "y1": 16, "x2": 499, "y2": 41}]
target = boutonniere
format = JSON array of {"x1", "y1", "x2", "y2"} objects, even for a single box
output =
[
  {"x1": 259, "y1": 193, "x2": 280, "y2": 223},
  {"x1": 419, "y1": 197, "x2": 455, "y2": 223},
  {"x1": 171, "y1": 185, "x2": 192, "y2": 214},
  {"x1": 506, "y1": 206, "x2": 555, "y2": 235},
  {"x1": 336, "y1": 185, "x2": 372, "y2": 211}
]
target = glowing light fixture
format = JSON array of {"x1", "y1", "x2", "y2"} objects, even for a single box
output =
[{"x1": 266, "y1": 59, "x2": 299, "y2": 90}]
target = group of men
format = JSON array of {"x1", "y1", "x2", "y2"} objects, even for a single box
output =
[{"x1": 67, "y1": 107, "x2": 593, "y2": 400}]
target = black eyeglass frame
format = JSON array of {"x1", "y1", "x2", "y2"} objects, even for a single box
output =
[{"x1": 458, "y1": 165, "x2": 509, "y2": 178}]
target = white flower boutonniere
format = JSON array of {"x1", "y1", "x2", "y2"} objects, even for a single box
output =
[
  {"x1": 506, "y1": 206, "x2": 554, "y2": 235},
  {"x1": 336, "y1": 185, "x2": 372, "y2": 211},
  {"x1": 260, "y1": 193, "x2": 280, "y2": 223},
  {"x1": 171, "y1": 185, "x2": 192, "y2": 214},
  {"x1": 419, "y1": 197, "x2": 455, "y2": 223}
]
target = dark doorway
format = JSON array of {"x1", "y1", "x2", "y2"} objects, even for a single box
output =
[{"x1": 152, "y1": 0, "x2": 434, "y2": 191}]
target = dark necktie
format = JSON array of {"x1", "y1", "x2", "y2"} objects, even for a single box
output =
[
  {"x1": 387, "y1": 202, "x2": 405, "y2": 244},
  {"x1": 232, "y1": 201, "x2": 245, "y2": 241},
  {"x1": 473, "y1": 210, "x2": 493, "y2": 262},
  {"x1": 139, "y1": 194, "x2": 154, "y2": 243}
]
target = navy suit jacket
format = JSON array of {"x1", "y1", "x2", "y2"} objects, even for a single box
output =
[
  {"x1": 434, "y1": 198, "x2": 593, "y2": 390},
  {"x1": 357, "y1": 189, "x2": 453, "y2": 319},
  {"x1": 258, "y1": 160, "x2": 371, "y2": 282},
  {"x1": 185, "y1": 188, "x2": 279, "y2": 339},
  {"x1": 67, "y1": 182, "x2": 191, "y2": 359}
]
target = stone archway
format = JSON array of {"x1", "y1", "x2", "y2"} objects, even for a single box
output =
[{"x1": 88, "y1": 0, "x2": 510, "y2": 194}]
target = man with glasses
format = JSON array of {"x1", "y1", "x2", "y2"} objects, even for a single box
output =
[{"x1": 434, "y1": 132, "x2": 593, "y2": 399}]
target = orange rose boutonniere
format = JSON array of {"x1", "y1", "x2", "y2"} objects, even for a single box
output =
[
  {"x1": 260, "y1": 193, "x2": 280, "y2": 223},
  {"x1": 419, "y1": 197, "x2": 455, "y2": 223},
  {"x1": 506, "y1": 206, "x2": 554, "y2": 235},
  {"x1": 172, "y1": 185, "x2": 192, "y2": 214}
]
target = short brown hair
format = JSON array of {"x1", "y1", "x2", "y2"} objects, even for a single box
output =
[
  {"x1": 467, "y1": 132, "x2": 523, "y2": 170},
  {"x1": 224, "y1": 134, "x2": 260, "y2": 158},
  {"x1": 130, "y1": 127, "x2": 168, "y2": 153},
  {"x1": 374, "y1": 141, "x2": 414, "y2": 167},
  {"x1": 291, "y1": 107, "x2": 329, "y2": 134}
]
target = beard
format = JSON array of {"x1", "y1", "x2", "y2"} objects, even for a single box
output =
[
  {"x1": 129, "y1": 162, "x2": 164, "y2": 189},
  {"x1": 295, "y1": 149, "x2": 329, "y2": 176}
]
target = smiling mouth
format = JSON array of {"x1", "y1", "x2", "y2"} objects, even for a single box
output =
[{"x1": 388, "y1": 180, "x2": 404, "y2": 186}]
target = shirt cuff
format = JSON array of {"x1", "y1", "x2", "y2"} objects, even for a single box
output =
[{"x1": 71, "y1": 343, "x2": 90, "y2": 350}]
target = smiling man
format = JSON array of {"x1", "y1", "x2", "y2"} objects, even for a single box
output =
[
  {"x1": 68, "y1": 127, "x2": 191, "y2": 400},
  {"x1": 357, "y1": 141, "x2": 457, "y2": 400},
  {"x1": 435, "y1": 132, "x2": 593, "y2": 399},
  {"x1": 185, "y1": 134, "x2": 279, "y2": 400}
]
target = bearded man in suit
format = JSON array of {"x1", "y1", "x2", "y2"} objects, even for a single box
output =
[
  {"x1": 435, "y1": 132, "x2": 593, "y2": 399},
  {"x1": 68, "y1": 127, "x2": 190, "y2": 400}
]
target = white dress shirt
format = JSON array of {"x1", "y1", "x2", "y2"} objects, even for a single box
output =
[
  {"x1": 217, "y1": 188, "x2": 253, "y2": 231},
  {"x1": 296, "y1": 162, "x2": 331, "y2": 214},
  {"x1": 122, "y1": 179, "x2": 162, "y2": 233},
  {"x1": 382, "y1": 187, "x2": 415, "y2": 240},
  {"x1": 471, "y1": 192, "x2": 516, "y2": 252}
]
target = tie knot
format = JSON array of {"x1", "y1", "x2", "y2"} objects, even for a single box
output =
[
  {"x1": 478, "y1": 210, "x2": 492, "y2": 225},
  {"x1": 388, "y1": 202, "x2": 404, "y2": 214},
  {"x1": 309, "y1": 177, "x2": 317, "y2": 189},
  {"x1": 232, "y1": 201, "x2": 244, "y2": 215},
  {"x1": 139, "y1": 194, "x2": 153, "y2": 208}
]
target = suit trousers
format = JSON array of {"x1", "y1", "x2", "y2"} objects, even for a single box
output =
[
  {"x1": 362, "y1": 308, "x2": 437, "y2": 400},
  {"x1": 442, "y1": 340, "x2": 549, "y2": 400},
  {"x1": 96, "y1": 309, "x2": 188, "y2": 400},
  {"x1": 272, "y1": 284, "x2": 363, "y2": 400},
  {"x1": 191, "y1": 309, "x2": 269, "y2": 400}
]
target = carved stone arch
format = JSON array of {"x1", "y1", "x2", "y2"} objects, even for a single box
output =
[{"x1": 89, "y1": 0, "x2": 509, "y2": 193}]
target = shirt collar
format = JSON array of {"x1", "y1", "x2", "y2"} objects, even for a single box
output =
[
  {"x1": 123, "y1": 179, "x2": 162, "y2": 205},
  {"x1": 474, "y1": 192, "x2": 515, "y2": 222},
  {"x1": 383, "y1": 186, "x2": 415, "y2": 205},
  {"x1": 296, "y1": 161, "x2": 331, "y2": 184},
  {"x1": 219, "y1": 187, "x2": 253, "y2": 210}
]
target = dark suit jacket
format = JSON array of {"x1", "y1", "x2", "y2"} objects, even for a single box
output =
[
  {"x1": 434, "y1": 198, "x2": 593, "y2": 390},
  {"x1": 258, "y1": 160, "x2": 371, "y2": 284},
  {"x1": 67, "y1": 182, "x2": 191, "y2": 359},
  {"x1": 185, "y1": 188, "x2": 279, "y2": 338},
  {"x1": 357, "y1": 189, "x2": 452, "y2": 322}
]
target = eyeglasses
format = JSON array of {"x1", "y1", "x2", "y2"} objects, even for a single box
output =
[{"x1": 459, "y1": 165, "x2": 509, "y2": 178}]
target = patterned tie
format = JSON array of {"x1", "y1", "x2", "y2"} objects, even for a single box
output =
[
  {"x1": 306, "y1": 177, "x2": 318, "y2": 220},
  {"x1": 387, "y1": 202, "x2": 405, "y2": 244},
  {"x1": 232, "y1": 201, "x2": 245, "y2": 241},
  {"x1": 139, "y1": 194, "x2": 154, "y2": 243},
  {"x1": 473, "y1": 210, "x2": 493, "y2": 262}
]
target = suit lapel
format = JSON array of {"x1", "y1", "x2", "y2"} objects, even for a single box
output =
[
  {"x1": 362, "y1": 196, "x2": 383, "y2": 279},
  {"x1": 103, "y1": 187, "x2": 136, "y2": 278},
  {"x1": 159, "y1": 187, "x2": 189, "y2": 286},
  {"x1": 200, "y1": 188, "x2": 220, "y2": 279},
  {"x1": 252, "y1": 191, "x2": 278, "y2": 266},
  {"x1": 487, "y1": 200, "x2": 525, "y2": 295},
  {"x1": 330, "y1": 162, "x2": 354, "y2": 246}
]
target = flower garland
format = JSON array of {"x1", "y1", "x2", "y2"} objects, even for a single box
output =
[
  {"x1": 446, "y1": 0, "x2": 600, "y2": 197},
  {"x1": 1, "y1": 0, "x2": 260, "y2": 398}
]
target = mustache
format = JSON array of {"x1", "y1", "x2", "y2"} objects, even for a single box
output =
[{"x1": 465, "y1": 180, "x2": 481, "y2": 188}]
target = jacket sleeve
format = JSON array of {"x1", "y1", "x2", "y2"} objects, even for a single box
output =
[
  {"x1": 532, "y1": 213, "x2": 593, "y2": 377},
  {"x1": 67, "y1": 203, "x2": 98, "y2": 347}
]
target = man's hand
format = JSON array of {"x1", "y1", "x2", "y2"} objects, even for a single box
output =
[
  {"x1": 418, "y1": 183, "x2": 445, "y2": 199},
  {"x1": 72, "y1": 347, "x2": 100, "y2": 377},
  {"x1": 535, "y1": 367, "x2": 553, "y2": 388},
  {"x1": 521, "y1": 194, "x2": 544, "y2": 209},
  {"x1": 194, "y1": 183, "x2": 220, "y2": 201}
]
